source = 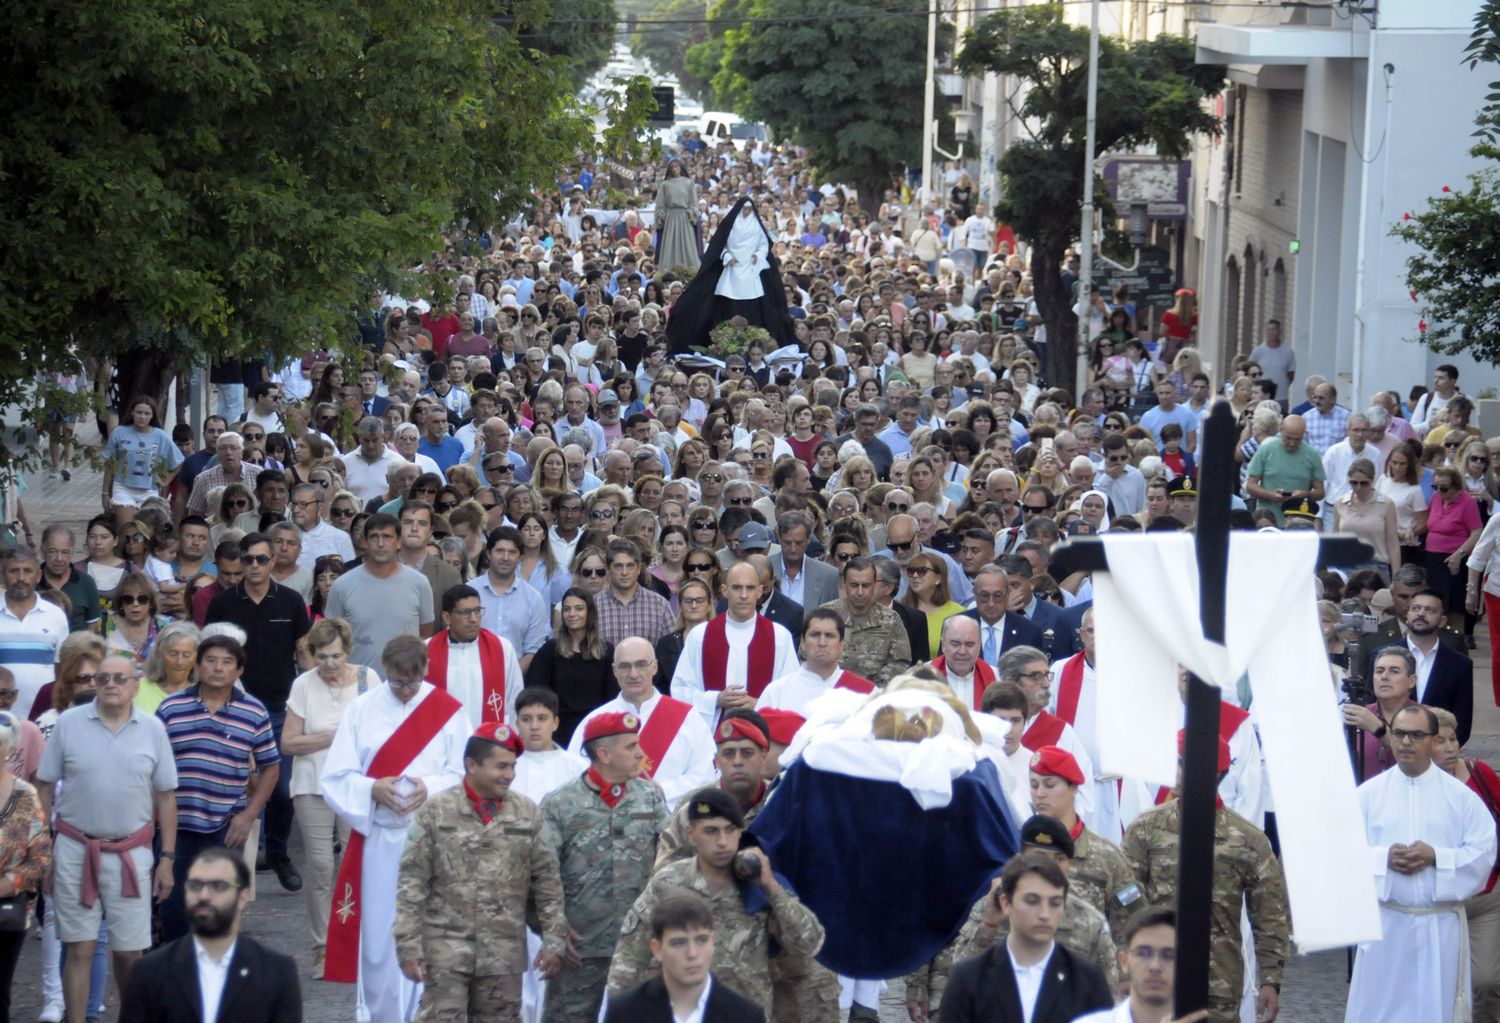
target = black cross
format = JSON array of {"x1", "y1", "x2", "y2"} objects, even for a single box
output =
[{"x1": 1050, "y1": 401, "x2": 1371, "y2": 1015}]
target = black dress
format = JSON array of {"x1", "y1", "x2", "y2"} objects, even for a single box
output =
[
  {"x1": 523, "y1": 639, "x2": 619, "y2": 746},
  {"x1": 665, "y1": 197, "x2": 796, "y2": 355}
]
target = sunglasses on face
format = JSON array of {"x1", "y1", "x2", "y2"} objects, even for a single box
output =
[
  {"x1": 685, "y1": 562, "x2": 716, "y2": 573},
  {"x1": 436, "y1": 500, "x2": 458, "y2": 512},
  {"x1": 728, "y1": 497, "x2": 753, "y2": 507},
  {"x1": 117, "y1": 594, "x2": 152, "y2": 606},
  {"x1": 242, "y1": 553, "x2": 273, "y2": 565},
  {"x1": 578, "y1": 567, "x2": 607, "y2": 578},
  {"x1": 331, "y1": 506, "x2": 355, "y2": 519},
  {"x1": 906, "y1": 565, "x2": 931, "y2": 576},
  {"x1": 888, "y1": 540, "x2": 915, "y2": 552},
  {"x1": 700, "y1": 473, "x2": 725, "y2": 483},
  {"x1": 692, "y1": 520, "x2": 715, "y2": 530},
  {"x1": 886, "y1": 502, "x2": 910, "y2": 512}
]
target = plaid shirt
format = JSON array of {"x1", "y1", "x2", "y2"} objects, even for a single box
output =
[
  {"x1": 1303, "y1": 404, "x2": 1350, "y2": 456},
  {"x1": 186, "y1": 461, "x2": 264, "y2": 516},
  {"x1": 594, "y1": 586, "x2": 675, "y2": 646}
]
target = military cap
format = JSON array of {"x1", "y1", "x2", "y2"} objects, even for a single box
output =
[
  {"x1": 1029, "y1": 745, "x2": 1085, "y2": 786},
  {"x1": 1020, "y1": 814, "x2": 1076, "y2": 858},
  {"x1": 472, "y1": 721, "x2": 524, "y2": 756},
  {"x1": 582, "y1": 711, "x2": 641, "y2": 745},
  {"x1": 685, "y1": 786, "x2": 745, "y2": 829}
]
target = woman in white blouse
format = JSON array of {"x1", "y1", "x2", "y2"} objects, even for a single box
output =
[{"x1": 1376, "y1": 443, "x2": 1429, "y2": 567}]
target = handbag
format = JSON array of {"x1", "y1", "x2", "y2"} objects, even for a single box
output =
[{"x1": 0, "y1": 788, "x2": 28, "y2": 932}]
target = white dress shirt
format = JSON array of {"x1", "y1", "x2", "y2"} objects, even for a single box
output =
[
  {"x1": 1407, "y1": 635, "x2": 1439, "y2": 702},
  {"x1": 673, "y1": 975, "x2": 715, "y2": 1023},
  {"x1": 945, "y1": 668, "x2": 978, "y2": 710},
  {"x1": 195, "y1": 938, "x2": 237, "y2": 1023},
  {"x1": 1008, "y1": 940, "x2": 1055, "y2": 1023},
  {"x1": 778, "y1": 560, "x2": 807, "y2": 607}
]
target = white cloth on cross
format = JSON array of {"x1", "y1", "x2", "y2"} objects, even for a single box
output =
[{"x1": 1091, "y1": 531, "x2": 1380, "y2": 950}]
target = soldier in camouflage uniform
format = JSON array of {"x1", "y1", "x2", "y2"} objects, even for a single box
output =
[
  {"x1": 609, "y1": 787, "x2": 825, "y2": 1013},
  {"x1": 1027, "y1": 745, "x2": 1141, "y2": 939},
  {"x1": 540, "y1": 712, "x2": 669, "y2": 1023},
  {"x1": 818, "y1": 558, "x2": 911, "y2": 686},
  {"x1": 1121, "y1": 742, "x2": 1289, "y2": 1023},
  {"x1": 653, "y1": 712, "x2": 841, "y2": 1023},
  {"x1": 396, "y1": 722, "x2": 569, "y2": 1022},
  {"x1": 904, "y1": 816, "x2": 1120, "y2": 1021}
]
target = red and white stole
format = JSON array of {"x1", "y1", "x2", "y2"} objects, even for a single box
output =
[
  {"x1": 426, "y1": 630, "x2": 507, "y2": 722},
  {"x1": 702, "y1": 614, "x2": 775, "y2": 697},
  {"x1": 324, "y1": 688, "x2": 464, "y2": 984},
  {"x1": 1055, "y1": 652, "x2": 1089, "y2": 725},
  {"x1": 929, "y1": 656, "x2": 997, "y2": 710},
  {"x1": 834, "y1": 670, "x2": 875, "y2": 694},
  {"x1": 1022, "y1": 710, "x2": 1067, "y2": 752},
  {"x1": 637, "y1": 696, "x2": 693, "y2": 778}
]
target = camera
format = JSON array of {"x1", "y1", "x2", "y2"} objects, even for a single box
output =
[{"x1": 1339, "y1": 612, "x2": 1379, "y2": 635}]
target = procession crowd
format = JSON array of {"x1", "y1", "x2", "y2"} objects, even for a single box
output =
[{"x1": 1, "y1": 132, "x2": 1497, "y2": 1023}]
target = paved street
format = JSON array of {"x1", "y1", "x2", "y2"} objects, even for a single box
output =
[{"x1": 5, "y1": 421, "x2": 1495, "y2": 1022}]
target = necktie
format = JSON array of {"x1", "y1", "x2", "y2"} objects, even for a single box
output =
[{"x1": 983, "y1": 624, "x2": 998, "y2": 665}]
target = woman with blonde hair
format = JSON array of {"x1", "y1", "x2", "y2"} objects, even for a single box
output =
[
  {"x1": 136, "y1": 620, "x2": 200, "y2": 713},
  {"x1": 446, "y1": 463, "x2": 482, "y2": 501},
  {"x1": 1167, "y1": 347, "x2": 1204, "y2": 401},
  {"x1": 673, "y1": 438, "x2": 710, "y2": 482},
  {"x1": 900, "y1": 552, "x2": 964, "y2": 661},
  {"x1": 531, "y1": 444, "x2": 572, "y2": 500},
  {"x1": 835, "y1": 453, "x2": 877, "y2": 495}
]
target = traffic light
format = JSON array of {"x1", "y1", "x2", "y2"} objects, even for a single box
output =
[{"x1": 650, "y1": 86, "x2": 675, "y2": 125}]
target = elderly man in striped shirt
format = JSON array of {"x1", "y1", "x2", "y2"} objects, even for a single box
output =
[{"x1": 155, "y1": 634, "x2": 280, "y2": 941}]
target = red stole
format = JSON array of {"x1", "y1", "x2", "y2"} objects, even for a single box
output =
[
  {"x1": 702, "y1": 614, "x2": 775, "y2": 698},
  {"x1": 1218, "y1": 700, "x2": 1250, "y2": 744},
  {"x1": 325, "y1": 688, "x2": 464, "y2": 984},
  {"x1": 426, "y1": 630, "x2": 507, "y2": 722},
  {"x1": 929, "y1": 656, "x2": 997, "y2": 710},
  {"x1": 636, "y1": 697, "x2": 693, "y2": 778},
  {"x1": 835, "y1": 670, "x2": 875, "y2": 694},
  {"x1": 1055, "y1": 653, "x2": 1089, "y2": 725},
  {"x1": 1022, "y1": 710, "x2": 1067, "y2": 752}
]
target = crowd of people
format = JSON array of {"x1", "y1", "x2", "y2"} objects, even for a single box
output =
[{"x1": 0, "y1": 133, "x2": 1497, "y2": 1023}]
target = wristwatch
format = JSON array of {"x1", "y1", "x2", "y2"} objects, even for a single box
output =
[{"x1": 1373, "y1": 725, "x2": 1387, "y2": 739}]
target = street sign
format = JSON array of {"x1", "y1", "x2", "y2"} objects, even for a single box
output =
[{"x1": 1091, "y1": 246, "x2": 1178, "y2": 310}]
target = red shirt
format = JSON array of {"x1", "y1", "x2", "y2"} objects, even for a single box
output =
[{"x1": 421, "y1": 312, "x2": 462, "y2": 359}]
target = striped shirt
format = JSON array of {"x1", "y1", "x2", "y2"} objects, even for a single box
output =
[{"x1": 157, "y1": 685, "x2": 279, "y2": 834}]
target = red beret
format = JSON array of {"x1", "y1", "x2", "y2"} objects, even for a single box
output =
[
  {"x1": 1177, "y1": 729, "x2": 1232, "y2": 773},
  {"x1": 472, "y1": 721, "x2": 524, "y2": 756},
  {"x1": 583, "y1": 711, "x2": 641, "y2": 745},
  {"x1": 1028, "y1": 745, "x2": 1084, "y2": 786},
  {"x1": 759, "y1": 709, "x2": 806, "y2": 747},
  {"x1": 716, "y1": 717, "x2": 769, "y2": 750}
]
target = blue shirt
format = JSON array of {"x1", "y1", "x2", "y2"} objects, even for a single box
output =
[
  {"x1": 1139, "y1": 403, "x2": 1200, "y2": 450},
  {"x1": 418, "y1": 435, "x2": 465, "y2": 473},
  {"x1": 157, "y1": 685, "x2": 279, "y2": 833},
  {"x1": 103, "y1": 426, "x2": 183, "y2": 490},
  {"x1": 472, "y1": 572, "x2": 548, "y2": 658}
]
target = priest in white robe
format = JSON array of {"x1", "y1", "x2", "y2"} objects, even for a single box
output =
[
  {"x1": 671, "y1": 564, "x2": 799, "y2": 727},
  {"x1": 573, "y1": 637, "x2": 716, "y2": 806},
  {"x1": 321, "y1": 636, "x2": 472, "y2": 1023},
  {"x1": 1048, "y1": 608, "x2": 1122, "y2": 841},
  {"x1": 756, "y1": 608, "x2": 874, "y2": 713},
  {"x1": 425, "y1": 586, "x2": 521, "y2": 725},
  {"x1": 1346, "y1": 704, "x2": 1497, "y2": 1023}
]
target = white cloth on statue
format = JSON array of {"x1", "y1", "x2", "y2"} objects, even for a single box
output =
[
  {"x1": 756, "y1": 665, "x2": 851, "y2": 714},
  {"x1": 567, "y1": 691, "x2": 717, "y2": 806},
  {"x1": 320, "y1": 683, "x2": 472, "y2": 1023},
  {"x1": 1344, "y1": 763, "x2": 1497, "y2": 1023},
  {"x1": 670, "y1": 616, "x2": 799, "y2": 727},
  {"x1": 1092, "y1": 531, "x2": 1379, "y2": 950},
  {"x1": 715, "y1": 209, "x2": 770, "y2": 301},
  {"x1": 1047, "y1": 655, "x2": 1122, "y2": 842},
  {"x1": 513, "y1": 746, "x2": 588, "y2": 1023},
  {"x1": 442, "y1": 636, "x2": 521, "y2": 725}
]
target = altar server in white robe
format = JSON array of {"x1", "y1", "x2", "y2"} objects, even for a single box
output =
[
  {"x1": 671, "y1": 563, "x2": 799, "y2": 727},
  {"x1": 424, "y1": 584, "x2": 521, "y2": 726},
  {"x1": 572, "y1": 636, "x2": 716, "y2": 806},
  {"x1": 510, "y1": 686, "x2": 588, "y2": 1023},
  {"x1": 1346, "y1": 704, "x2": 1497, "y2": 1023},
  {"x1": 321, "y1": 636, "x2": 472, "y2": 1023},
  {"x1": 1048, "y1": 608, "x2": 1123, "y2": 841}
]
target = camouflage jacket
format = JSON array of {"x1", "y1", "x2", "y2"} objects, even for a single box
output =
[
  {"x1": 394, "y1": 786, "x2": 567, "y2": 975},
  {"x1": 820, "y1": 600, "x2": 912, "y2": 686},
  {"x1": 606, "y1": 856, "x2": 826, "y2": 1010},
  {"x1": 1121, "y1": 800, "x2": 1289, "y2": 1005},
  {"x1": 541, "y1": 774, "x2": 669, "y2": 959},
  {"x1": 1070, "y1": 824, "x2": 1141, "y2": 941},
  {"x1": 904, "y1": 890, "x2": 1119, "y2": 1008},
  {"x1": 654, "y1": 784, "x2": 767, "y2": 872}
]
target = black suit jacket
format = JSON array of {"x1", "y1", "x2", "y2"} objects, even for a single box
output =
[
  {"x1": 605, "y1": 976, "x2": 765, "y2": 1023},
  {"x1": 959, "y1": 609, "x2": 1045, "y2": 668},
  {"x1": 938, "y1": 941, "x2": 1112, "y2": 1023},
  {"x1": 1021, "y1": 598, "x2": 1068, "y2": 659},
  {"x1": 119, "y1": 933, "x2": 302, "y2": 1023},
  {"x1": 1051, "y1": 599, "x2": 1092, "y2": 659},
  {"x1": 1355, "y1": 619, "x2": 1462, "y2": 682},
  {"x1": 892, "y1": 600, "x2": 930, "y2": 662},
  {"x1": 1420, "y1": 641, "x2": 1475, "y2": 746}
]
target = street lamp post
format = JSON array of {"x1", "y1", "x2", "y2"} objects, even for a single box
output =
[
  {"x1": 922, "y1": 0, "x2": 938, "y2": 201},
  {"x1": 1076, "y1": 0, "x2": 1102, "y2": 383}
]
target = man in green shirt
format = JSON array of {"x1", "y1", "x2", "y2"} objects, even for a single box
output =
[{"x1": 1245, "y1": 414, "x2": 1325, "y2": 523}]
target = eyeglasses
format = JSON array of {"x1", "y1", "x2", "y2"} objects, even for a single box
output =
[
  {"x1": 292, "y1": 499, "x2": 319, "y2": 510},
  {"x1": 752, "y1": 451, "x2": 770, "y2": 461},
  {"x1": 488, "y1": 464, "x2": 515, "y2": 475},
  {"x1": 436, "y1": 500, "x2": 458, "y2": 512},
  {"x1": 886, "y1": 501, "x2": 910, "y2": 512},
  {"x1": 1435, "y1": 485, "x2": 1452, "y2": 493},
  {"x1": 1106, "y1": 454, "x2": 1130, "y2": 464},
  {"x1": 700, "y1": 473, "x2": 725, "y2": 483},
  {"x1": 1103, "y1": 423, "x2": 1124, "y2": 432},
  {"x1": 1016, "y1": 669, "x2": 1050, "y2": 683},
  {"x1": 1022, "y1": 503, "x2": 1050, "y2": 514},
  {"x1": 691, "y1": 520, "x2": 716, "y2": 530},
  {"x1": 578, "y1": 567, "x2": 607, "y2": 578},
  {"x1": 185, "y1": 879, "x2": 242, "y2": 896},
  {"x1": 685, "y1": 562, "x2": 716, "y2": 573},
  {"x1": 590, "y1": 508, "x2": 616, "y2": 520},
  {"x1": 242, "y1": 554, "x2": 273, "y2": 565},
  {"x1": 1390, "y1": 728, "x2": 1435, "y2": 743},
  {"x1": 447, "y1": 606, "x2": 483, "y2": 618},
  {"x1": 96, "y1": 673, "x2": 133, "y2": 687},
  {"x1": 614, "y1": 659, "x2": 653, "y2": 676},
  {"x1": 728, "y1": 496, "x2": 753, "y2": 507},
  {"x1": 117, "y1": 594, "x2": 152, "y2": 606},
  {"x1": 906, "y1": 565, "x2": 931, "y2": 576},
  {"x1": 388, "y1": 677, "x2": 424, "y2": 691},
  {"x1": 888, "y1": 539, "x2": 915, "y2": 552}
]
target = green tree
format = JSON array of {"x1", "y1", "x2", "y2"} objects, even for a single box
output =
[
  {"x1": 1391, "y1": 3, "x2": 1500, "y2": 360},
  {"x1": 684, "y1": 0, "x2": 756, "y2": 110},
  {"x1": 715, "y1": 0, "x2": 949, "y2": 212},
  {"x1": 959, "y1": 6, "x2": 1223, "y2": 392},
  {"x1": 1, "y1": 0, "x2": 648, "y2": 468},
  {"x1": 516, "y1": 0, "x2": 620, "y2": 90}
]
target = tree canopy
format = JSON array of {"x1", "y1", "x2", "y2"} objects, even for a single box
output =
[
  {"x1": 959, "y1": 5, "x2": 1223, "y2": 392},
  {"x1": 516, "y1": 0, "x2": 619, "y2": 90},
  {"x1": 630, "y1": 0, "x2": 714, "y2": 102},
  {"x1": 1, "y1": 0, "x2": 645, "y2": 463}
]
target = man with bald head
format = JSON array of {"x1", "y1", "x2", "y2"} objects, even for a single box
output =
[
  {"x1": 562, "y1": 444, "x2": 601, "y2": 493},
  {"x1": 1245, "y1": 413, "x2": 1326, "y2": 522},
  {"x1": 601, "y1": 450, "x2": 633, "y2": 488},
  {"x1": 986, "y1": 469, "x2": 1022, "y2": 530},
  {"x1": 1322, "y1": 412, "x2": 1373, "y2": 513},
  {"x1": 928, "y1": 616, "x2": 997, "y2": 710},
  {"x1": 474, "y1": 417, "x2": 530, "y2": 483},
  {"x1": 569, "y1": 637, "x2": 715, "y2": 807},
  {"x1": 879, "y1": 514, "x2": 972, "y2": 605},
  {"x1": 671, "y1": 562, "x2": 800, "y2": 728}
]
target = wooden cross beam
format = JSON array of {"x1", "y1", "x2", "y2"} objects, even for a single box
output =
[{"x1": 1049, "y1": 400, "x2": 1372, "y2": 1015}]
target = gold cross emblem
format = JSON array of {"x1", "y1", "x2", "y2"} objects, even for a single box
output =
[{"x1": 335, "y1": 883, "x2": 357, "y2": 925}]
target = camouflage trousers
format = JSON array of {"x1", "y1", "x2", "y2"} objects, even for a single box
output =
[
  {"x1": 770, "y1": 952, "x2": 841, "y2": 1023},
  {"x1": 542, "y1": 956, "x2": 610, "y2": 1023},
  {"x1": 417, "y1": 968, "x2": 522, "y2": 1023}
]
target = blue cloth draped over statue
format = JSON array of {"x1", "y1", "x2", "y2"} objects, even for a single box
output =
[{"x1": 749, "y1": 757, "x2": 1020, "y2": 978}]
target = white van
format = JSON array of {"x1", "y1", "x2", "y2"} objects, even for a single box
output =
[{"x1": 697, "y1": 111, "x2": 769, "y2": 150}]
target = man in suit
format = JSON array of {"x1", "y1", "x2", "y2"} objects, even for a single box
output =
[
  {"x1": 998, "y1": 554, "x2": 1066, "y2": 659},
  {"x1": 120, "y1": 848, "x2": 302, "y2": 1023},
  {"x1": 1400, "y1": 588, "x2": 1475, "y2": 744},
  {"x1": 961, "y1": 565, "x2": 1044, "y2": 673},
  {"x1": 360, "y1": 367, "x2": 393, "y2": 418},
  {"x1": 937, "y1": 852, "x2": 1112, "y2": 1023},
  {"x1": 771, "y1": 512, "x2": 840, "y2": 612},
  {"x1": 1355, "y1": 565, "x2": 1462, "y2": 680},
  {"x1": 604, "y1": 891, "x2": 764, "y2": 1023}
]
